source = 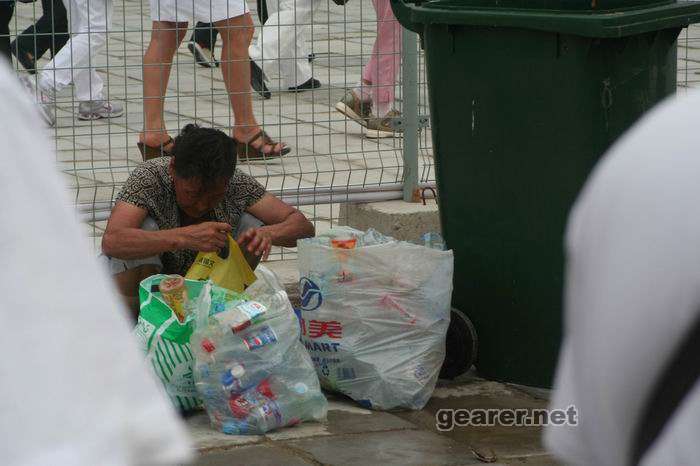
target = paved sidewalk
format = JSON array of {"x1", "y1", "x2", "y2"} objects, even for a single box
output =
[
  {"x1": 10, "y1": 3, "x2": 700, "y2": 251},
  {"x1": 189, "y1": 377, "x2": 558, "y2": 466},
  {"x1": 11, "y1": 0, "x2": 434, "y2": 248}
]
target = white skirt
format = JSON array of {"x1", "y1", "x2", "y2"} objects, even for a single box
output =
[{"x1": 149, "y1": 0, "x2": 249, "y2": 23}]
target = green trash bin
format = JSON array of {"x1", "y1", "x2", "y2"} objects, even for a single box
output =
[{"x1": 391, "y1": 0, "x2": 700, "y2": 387}]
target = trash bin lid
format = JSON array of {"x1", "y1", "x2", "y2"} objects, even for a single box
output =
[
  {"x1": 439, "y1": 0, "x2": 671, "y2": 11},
  {"x1": 392, "y1": 0, "x2": 700, "y2": 37}
]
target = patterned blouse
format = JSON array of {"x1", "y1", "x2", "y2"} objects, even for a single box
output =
[{"x1": 116, "y1": 158, "x2": 266, "y2": 275}]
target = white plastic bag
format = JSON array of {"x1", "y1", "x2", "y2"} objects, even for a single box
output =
[
  {"x1": 297, "y1": 228, "x2": 453, "y2": 410},
  {"x1": 191, "y1": 266, "x2": 327, "y2": 434}
]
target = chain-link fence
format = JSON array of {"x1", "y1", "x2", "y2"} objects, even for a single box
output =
[
  {"x1": 678, "y1": 24, "x2": 700, "y2": 91},
  {"x1": 7, "y1": 0, "x2": 435, "y2": 257},
  {"x1": 8, "y1": 1, "x2": 700, "y2": 255}
]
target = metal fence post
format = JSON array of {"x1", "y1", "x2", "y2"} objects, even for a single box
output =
[{"x1": 401, "y1": 29, "x2": 419, "y2": 202}]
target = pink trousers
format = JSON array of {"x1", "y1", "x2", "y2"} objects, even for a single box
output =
[{"x1": 361, "y1": 0, "x2": 402, "y2": 106}]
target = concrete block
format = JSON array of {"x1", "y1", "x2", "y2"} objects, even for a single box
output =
[{"x1": 339, "y1": 200, "x2": 441, "y2": 243}]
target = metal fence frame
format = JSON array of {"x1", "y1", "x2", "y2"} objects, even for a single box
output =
[
  {"x1": 7, "y1": 0, "x2": 437, "y2": 255},
  {"x1": 8, "y1": 1, "x2": 700, "y2": 251}
]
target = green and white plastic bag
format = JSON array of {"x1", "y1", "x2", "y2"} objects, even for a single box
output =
[{"x1": 134, "y1": 274, "x2": 205, "y2": 412}]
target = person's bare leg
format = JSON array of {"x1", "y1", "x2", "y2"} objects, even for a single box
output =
[
  {"x1": 113, "y1": 264, "x2": 160, "y2": 321},
  {"x1": 140, "y1": 21, "x2": 188, "y2": 148},
  {"x1": 215, "y1": 14, "x2": 284, "y2": 153}
]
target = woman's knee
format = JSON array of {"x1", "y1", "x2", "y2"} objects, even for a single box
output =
[
  {"x1": 149, "y1": 21, "x2": 188, "y2": 54},
  {"x1": 217, "y1": 15, "x2": 254, "y2": 48}
]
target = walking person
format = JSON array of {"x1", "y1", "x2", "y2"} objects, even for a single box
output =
[
  {"x1": 11, "y1": 0, "x2": 69, "y2": 74},
  {"x1": 335, "y1": 0, "x2": 402, "y2": 138},
  {"x1": 140, "y1": 0, "x2": 290, "y2": 161},
  {"x1": 248, "y1": 0, "x2": 321, "y2": 99},
  {"x1": 21, "y1": 0, "x2": 123, "y2": 125}
]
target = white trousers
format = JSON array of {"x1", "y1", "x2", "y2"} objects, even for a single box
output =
[
  {"x1": 39, "y1": 0, "x2": 112, "y2": 102},
  {"x1": 249, "y1": 0, "x2": 315, "y2": 89},
  {"x1": 148, "y1": 0, "x2": 248, "y2": 23}
]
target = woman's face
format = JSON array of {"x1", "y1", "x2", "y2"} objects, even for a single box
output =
[{"x1": 172, "y1": 174, "x2": 228, "y2": 219}]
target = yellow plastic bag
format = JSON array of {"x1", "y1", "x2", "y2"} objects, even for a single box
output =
[{"x1": 185, "y1": 234, "x2": 257, "y2": 292}]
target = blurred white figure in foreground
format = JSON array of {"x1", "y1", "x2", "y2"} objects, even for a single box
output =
[
  {"x1": 0, "y1": 59, "x2": 192, "y2": 465},
  {"x1": 546, "y1": 92, "x2": 700, "y2": 466}
]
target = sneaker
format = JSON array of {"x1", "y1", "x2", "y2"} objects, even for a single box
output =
[
  {"x1": 78, "y1": 100, "x2": 124, "y2": 120},
  {"x1": 187, "y1": 40, "x2": 219, "y2": 68},
  {"x1": 19, "y1": 75, "x2": 55, "y2": 126},
  {"x1": 335, "y1": 90, "x2": 372, "y2": 128},
  {"x1": 365, "y1": 109, "x2": 403, "y2": 138}
]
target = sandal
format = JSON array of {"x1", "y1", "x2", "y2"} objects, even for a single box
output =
[
  {"x1": 137, "y1": 137, "x2": 174, "y2": 161},
  {"x1": 235, "y1": 131, "x2": 290, "y2": 162}
]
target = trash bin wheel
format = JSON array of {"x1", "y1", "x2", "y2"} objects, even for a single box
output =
[{"x1": 439, "y1": 307, "x2": 478, "y2": 379}]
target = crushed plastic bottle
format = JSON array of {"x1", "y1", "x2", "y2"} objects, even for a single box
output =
[
  {"x1": 245, "y1": 378, "x2": 327, "y2": 432},
  {"x1": 191, "y1": 267, "x2": 327, "y2": 435},
  {"x1": 213, "y1": 301, "x2": 267, "y2": 334},
  {"x1": 297, "y1": 228, "x2": 453, "y2": 410}
]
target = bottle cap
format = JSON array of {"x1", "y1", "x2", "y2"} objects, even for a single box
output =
[
  {"x1": 230, "y1": 364, "x2": 245, "y2": 379},
  {"x1": 293, "y1": 382, "x2": 308, "y2": 394},
  {"x1": 201, "y1": 338, "x2": 216, "y2": 353},
  {"x1": 257, "y1": 379, "x2": 275, "y2": 399},
  {"x1": 221, "y1": 370, "x2": 234, "y2": 387}
]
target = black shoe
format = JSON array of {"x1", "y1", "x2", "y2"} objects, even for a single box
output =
[
  {"x1": 187, "y1": 41, "x2": 219, "y2": 68},
  {"x1": 250, "y1": 61, "x2": 271, "y2": 99},
  {"x1": 288, "y1": 78, "x2": 321, "y2": 92},
  {"x1": 10, "y1": 42, "x2": 37, "y2": 74}
]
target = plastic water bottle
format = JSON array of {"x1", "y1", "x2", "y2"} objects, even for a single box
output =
[
  {"x1": 222, "y1": 420, "x2": 252, "y2": 435},
  {"x1": 241, "y1": 325, "x2": 278, "y2": 351},
  {"x1": 227, "y1": 379, "x2": 276, "y2": 419},
  {"x1": 248, "y1": 379, "x2": 324, "y2": 431},
  {"x1": 213, "y1": 301, "x2": 267, "y2": 333},
  {"x1": 198, "y1": 384, "x2": 230, "y2": 426},
  {"x1": 220, "y1": 363, "x2": 262, "y2": 394}
]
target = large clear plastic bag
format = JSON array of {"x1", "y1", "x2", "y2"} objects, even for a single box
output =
[
  {"x1": 191, "y1": 266, "x2": 327, "y2": 434},
  {"x1": 298, "y1": 228, "x2": 453, "y2": 410}
]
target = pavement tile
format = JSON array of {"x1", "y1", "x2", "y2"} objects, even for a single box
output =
[
  {"x1": 394, "y1": 380, "x2": 554, "y2": 462},
  {"x1": 187, "y1": 412, "x2": 264, "y2": 452},
  {"x1": 194, "y1": 444, "x2": 314, "y2": 466},
  {"x1": 325, "y1": 408, "x2": 417, "y2": 435},
  {"x1": 282, "y1": 429, "x2": 488, "y2": 466},
  {"x1": 11, "y1": 0, "x2": 436, "y2": 227}
]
